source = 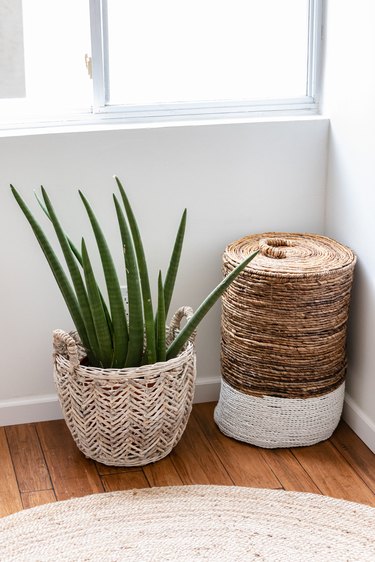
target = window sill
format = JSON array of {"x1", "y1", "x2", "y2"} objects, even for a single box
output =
[{"x1": 0, "y1": 111, "x2": 326, "y2": 139}]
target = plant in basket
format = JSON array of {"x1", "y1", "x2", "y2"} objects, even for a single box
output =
[{"x1": 11, "y1": 177, "x2": 257, "y2": 466}]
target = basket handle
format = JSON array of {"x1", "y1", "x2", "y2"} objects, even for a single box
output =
[
  {"x1": 168, "y1": 306, "x2": 196, "y2": 346},
  {"x1": 53, "y1": 329, "x2": 80, "y2": 368}
]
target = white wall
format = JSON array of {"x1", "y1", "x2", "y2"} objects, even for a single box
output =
[
  {"x1": 0, "y1": 118, "x2": 328, "y2": 423},
  {"x1": 322, "y1": 1, "x2": 375, "y2": 450}
]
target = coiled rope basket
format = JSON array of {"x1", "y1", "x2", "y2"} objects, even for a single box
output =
[
  {"x1": 53, "y1": 307, "x2": 196, "y2": 466},
  {"x1": 215, "y1": 233, "x2": 356, "y2": 448}
]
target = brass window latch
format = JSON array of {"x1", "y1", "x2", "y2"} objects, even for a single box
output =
[{"x1": 85, "y1": 54, "x2": 92, "y2": 79}]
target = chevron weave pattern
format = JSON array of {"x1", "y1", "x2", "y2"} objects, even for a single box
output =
[{"x1": 53, "y1": 315, "x2": 196, "y2": 467}]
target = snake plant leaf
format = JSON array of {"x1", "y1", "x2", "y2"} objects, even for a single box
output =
[
  {"x1": 40, "y1": 187, "x2": 101, "y2": 362},
  {"x1": 114, "y1": 176, "x2": 156, "y2": 365},
  {"x1": 79, "y1": 191, "x2": 128, "y2": 368},
  {"x1": 154, "y1": 208, "x2": 186, "y2": 341},
  {"x1": 113, "y1": 195, "x2": 144, "y2": 368},
  {"x1": 34, "y1": 190, "x2": 113, "y2": 337},
  {"x1": 163, "y1": 208, "x2": 187, "y2": 318},
  {"x1": 81, "y1": 238, "x2": 114, "y2": 367},
  {"x1": 10, "y1": 185, "x2": 93, "y2": 360},
  {"x1": 156, "y1": 271, "x2": 166, "y2": 362},
  {"x1": 35, "y1": 190, "x2": 83, "y2": 265},
  {"x1": 34, "y1": 190, "x2": 52, "y2": 220},
  {"x1": 167, "y1": 250, "x2": 259, "y2": 360}
]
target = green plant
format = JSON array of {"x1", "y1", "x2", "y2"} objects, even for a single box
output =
[{"x1": 11, "y1": 178, "x2": 258, "y2": 368}]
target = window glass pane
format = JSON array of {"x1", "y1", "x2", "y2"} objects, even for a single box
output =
[
  {"x1": 107, "y1": 0, "x2": 309, "y2": 107},
  {"x1": 0, "y1": 0, "x2": 92, "y2": 124},
  {"x1": 0, "y1": 0, "x2": 25, "y2": 99}
]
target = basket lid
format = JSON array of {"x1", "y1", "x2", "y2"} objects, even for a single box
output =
[{"x1": 224, "y1": 232, "x2": 356, "y2": 278}]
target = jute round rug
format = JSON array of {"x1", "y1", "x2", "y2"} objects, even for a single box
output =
[{"x1": 1, "y1": 486, "x2": 374, "y2": 561}]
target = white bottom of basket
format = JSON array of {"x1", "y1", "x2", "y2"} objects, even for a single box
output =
[{"x1": 214, "y1": 378, "x2": 345, "y2": 448}]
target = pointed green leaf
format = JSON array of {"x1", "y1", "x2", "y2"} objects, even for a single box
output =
[
  {"x1": 35, "y1": 189, "x2": 113, "y2": 334},
  {"x1": 10, "y1": 185, "x2": 92, "y2": 359},
  {"x1": 164, "y1": 208, "x2": 187, "y2": 316},
  {"x1": 81, "y1": 239, "x2": 114, "y2": 367},
  {"x1": 156, "y1": 271, "x2": 166, "y2": 362},
  {"x1": 167, "y1": 250, "x2": 259, "y2": 360},
  {"x1": 154, "y1": 209, "x2": 187, "y2": 339},
  {"x1": 113, "y1": 195, "x2": 144, "y2": 367},
  {"x1": 35, "y1": 190, "x2": 83, "y2": 266},
  {"x1": 114, "y1": 176, "x2": 156, "y2": 364},
  {"x1": 79, "y1": 190, "x2": 128, "y2": 368},
  {"x1": 41, "y1": 187, "x2": 101, "y2": 363}
]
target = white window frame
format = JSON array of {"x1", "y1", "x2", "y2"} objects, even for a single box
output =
[{"x1": 89, "y1": 0, "x2": 323, "y2": 122}]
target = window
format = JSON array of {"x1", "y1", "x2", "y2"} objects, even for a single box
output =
[
  {"x1": 0, "y1": 0, "x2": 25, "y2": 100},
  {"x1": 0, "y1": 0, "x2": 92, "y2": 127},
  {"x1": 0, "y1": 0, "x2": 322, "y2": 128}
]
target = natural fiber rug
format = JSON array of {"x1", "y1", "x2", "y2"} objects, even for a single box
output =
[{"x1": 1, "y1": 486, "x2": 374, "y2": 561}]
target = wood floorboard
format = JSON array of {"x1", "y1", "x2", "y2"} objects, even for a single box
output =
[
  {"x1": 5, "y1": 423, "x2": 52, "y2": 493},
  {"x1": 291, "y1": 440, "x2": 375, "y2": 506},
  {"x1": 101, "y1": 471, "x2": 149, "y2": 492},
  {"x1": 0, "y1": 428, "x2": 23, "y2": 517},
  {"x1": 193, "y1": 403, "x2": 281, "y2": 489},
  {"x1": 1, "y1": 405, "x2": 375, "y2": 516},
  {"x1": 259, "y1": 447, "x2": 322, "y2": 494},
  {"x1": 95, "y1": 462, "x2": 141, "y2": 476},
  {"x1": 331, "y1": 421, "x2": 375, "y2": 493},
  {"x1": 36, "y1": 420, "x2": 104, "y2": 501},
  {"x1": 143, "y1": 457, "x2": 184, "y2": 487},
  {"x1": 169, "y1": 412, "x2": 233, "y2": 485},
  {"x1": 21, "y1": 490, "x2": 57, "y2": 509}
]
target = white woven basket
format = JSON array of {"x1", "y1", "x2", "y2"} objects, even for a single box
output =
[
  {"x1": 215, "y1": 378, "x2": 345, "y2": 448},
  {"x1": 53, "y1": 307, "x2": 196, "y2": 467}
]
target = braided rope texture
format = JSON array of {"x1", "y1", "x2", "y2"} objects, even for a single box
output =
[
  {"x1": 221, "y1": 232, "x2": 356, "y2": 399},
  {"x1": 53, "y1": 330, "x2": 196, "y2": 467},
  {"x1": 215, "y1": 378, "x2": 345, "y2": 448},
  {"x1": 218, "y1": 232, "x2": 356, "y2": 448},
  {"x1": 1, "y1": 486, "x2": 375, "y2": 561}
]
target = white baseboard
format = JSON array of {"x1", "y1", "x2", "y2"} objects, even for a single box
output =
[
  {"x1": 0, "y1": 394, "x2": 63, "y2": 427},
  {"x1": 0, "y1": 377, "x2": 222, "y2": 427},
  {"x1": 193, "y1": 376, "x2": 221, "y2": 404},
  {"x1": 342, "y1": 394, "x2": 375, "y2": 454}
]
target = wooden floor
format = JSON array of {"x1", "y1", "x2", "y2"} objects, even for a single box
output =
[{"x1": 1, "y1": 402, "x2": 375, "y2": 517}]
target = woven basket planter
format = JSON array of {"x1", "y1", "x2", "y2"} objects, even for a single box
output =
[
  {"x1": 215, "y1": 233, "x2": 356, "y2": 448},
  {"x1": 53, "y1": 307, "x2": 196, "y2": 466}
]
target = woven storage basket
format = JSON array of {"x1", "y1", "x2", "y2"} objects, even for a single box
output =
[
  {"x1": 215, "y1": 233, "x2": 356, "y2": 448},
  {"x1": 53, "y1": 307, "x2": 196, "y2": 466}
]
